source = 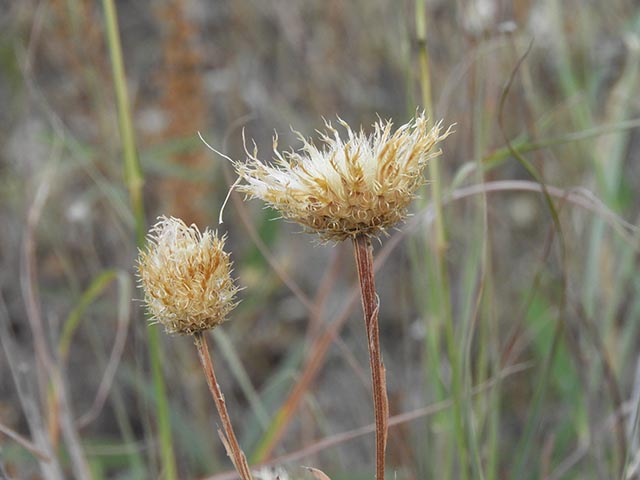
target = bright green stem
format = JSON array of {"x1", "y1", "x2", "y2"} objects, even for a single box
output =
[
  {"x1": 441, "y1": 266, "x2": 470, "y2": 480},
  {"x1": 101, "y1": 0, "x2": 177, "y2": 478},
  {"x1": 415, "y1": 0, "x2": 433, "y2": 120},
  {"x1": 148, "y1": 327, "x2": 177, "y2": 478},
  {"x1": 101, "y1": 0, "x2": 146, "y2": 245},
  {"x1": 415, "y1": 1, "x2": 469, "y2": 478}
]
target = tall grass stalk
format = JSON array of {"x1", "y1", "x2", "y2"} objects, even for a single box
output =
[
  {"x1": 415, "y1": 1, "x2": 470, "y2": 477},
  {"x1": 101, "y1": 0, "x2": 177, "y2": 477},
  {"x1": 469, "y1": 49, "x2": 500, "y2": 480}
]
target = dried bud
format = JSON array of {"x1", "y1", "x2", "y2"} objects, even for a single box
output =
[
  {"x1": 234, "y1": 113, "x2": 453, "y2": 241},
  {"x1": 137, "y1": 216, "x2": 238, "y2": 334},
  {"x1": 253, "y1": 466, "x2": 291, "y2": 480}
]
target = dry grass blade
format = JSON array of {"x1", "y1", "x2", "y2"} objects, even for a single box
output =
[
  {"x1": 0, "y1": 421, "x2": 51, "y2": 463},
  {"x1": 21, "y1": 162, "x2": 92, "y2": 479},
  {"x1": 0, "y1": 294, "x2": 62, "y2": 479}
]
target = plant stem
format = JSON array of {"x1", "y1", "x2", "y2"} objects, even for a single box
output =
[
  {"x1": 101, "y1": 0, "x2": 146, "y2": 245},
  {"x1": 101, "y1": 0, "x2": 176, "y2": 477},
  {"x1": 353, "y1": 235, "x2": 388, "y2": 480},
  {"x1": 193, "y1": 332, "x2": 253, "y2": 480},
  {"x1": 415, "y1": 1, "x2": 470, "y2": 478},
  {"x1": 415, "y1": 0, "x2": 433, "y2": 120}
]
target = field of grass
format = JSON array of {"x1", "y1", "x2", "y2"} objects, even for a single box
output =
[{"x1": 1, "y1": 0, "x2": 640, "y2": 479}]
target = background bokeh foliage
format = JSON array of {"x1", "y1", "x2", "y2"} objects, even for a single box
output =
[{"x1": 1, "y1": 0, "x2": 640, "y2": 479}]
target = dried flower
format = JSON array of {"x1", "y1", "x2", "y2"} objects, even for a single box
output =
[
  {"x1": 234, "y1": 113, "x2": 453, "y2": 241},
  {"x1": 253, "y1": 466, "x2": 290, "y2": 480},
  {"x1": 137, "y1": 216, "x2": 238, "y2": 334}
]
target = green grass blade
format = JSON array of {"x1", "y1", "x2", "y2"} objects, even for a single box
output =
[{"x1": 101, "y1": 0, "x2": 176, "y2": 477}]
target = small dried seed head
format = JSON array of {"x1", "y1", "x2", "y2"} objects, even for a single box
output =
[
  {"x1": 137, "y1": 216, "x2": 238, "y2": 335},
  {"x1": 234, "y1": 113, "x2": 453, "y2": 242},
  {"x1": 253, "y1": 466, "x2": 290, "y2": 480}
]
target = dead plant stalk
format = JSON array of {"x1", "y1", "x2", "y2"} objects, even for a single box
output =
[
  {"x1": 194, "y1": 332, "x2": 253, "y2": 480},
  {"x1": 353, "y1": 235, "x2": 388, "y2": 480}
]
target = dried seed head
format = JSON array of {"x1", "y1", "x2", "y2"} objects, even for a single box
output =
[
  {"x1": 137, "y1": 216, "x2": 238, "y2": 335},
  {"x1": 253, "y1": 466, "x2": 290, "y2": 480},
  {"x1": 234, "y1": 113, "x2": 453, "y2": 241}
]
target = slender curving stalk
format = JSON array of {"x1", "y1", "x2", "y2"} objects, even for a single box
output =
[
  {"x1": 415, "y1": 1, "x2": 470, "y2": 478},
  {"x1": 101, "y1": 0, "x2": 176, "y2": 477},
  {"x1": 353, "y1": 235, "x2": 388, "y2": 480},
  {"x1": 193, "y1": 332, "x2": 253, "y2": 480}
]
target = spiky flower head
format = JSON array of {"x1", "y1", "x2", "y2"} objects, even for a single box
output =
[
  {"x1": 234, "y1": 113, "x2": 453, "y2": 242},
  {"x1": 137, "y1": 216, "x2": 238, "y2": 335}
]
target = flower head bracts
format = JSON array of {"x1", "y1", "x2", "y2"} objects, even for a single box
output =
[
  {"x1": 234, "y1": 113, "x2": 453, "y2": 241},
  {"x1": 137, "y1": 216, "x2": 238, "y2": 334}
]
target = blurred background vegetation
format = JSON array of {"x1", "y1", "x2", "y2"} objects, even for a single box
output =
[{"x1": 1, "y1": 0, "x2": 640, "y2": 479}]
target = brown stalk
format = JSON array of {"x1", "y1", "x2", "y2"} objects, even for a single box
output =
[
  {"x1": 205, "y1": 362, "x2": 532, "y2": 480},
  {"x1": 352, "y1": 235, "x2": 388, "y2": 480},
  {"x1": 193, "y1": 332, "x2": 253, "y2": 480}
]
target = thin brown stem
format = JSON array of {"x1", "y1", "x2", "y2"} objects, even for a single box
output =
[
  {"x1": 193, "y1": 332, "x2": 253, "y2": 480},
  {"x1": 353, "y1": 235, "x2": 388, "y2": 480}
]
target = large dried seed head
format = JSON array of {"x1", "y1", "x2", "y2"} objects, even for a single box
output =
[
  {"x1": 137, "y1": 216, "x2": 238, "y2": 335},
  {"x1": 234, "y1": 113, "x2": 453, "y2": 241}
]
